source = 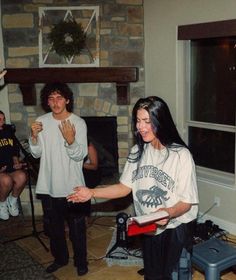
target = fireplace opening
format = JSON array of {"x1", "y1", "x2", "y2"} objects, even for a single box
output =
[{"x1": 82, "y1": 116, "x2": 119, "y2": 178}]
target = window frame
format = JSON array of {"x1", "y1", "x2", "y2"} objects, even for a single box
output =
[{"x1": 184, "y1": 41, "x2": 236, "y2": 188}]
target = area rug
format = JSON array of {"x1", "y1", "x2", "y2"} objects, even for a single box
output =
[
  {"x1": 105, "y1": 228, "x2": 143, "y2": 267},
  {"x1": 0, "y1": 237, "x2": 57, "y2": 280}
]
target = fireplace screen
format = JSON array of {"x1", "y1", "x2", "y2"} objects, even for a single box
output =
[{"x1": 83, "y1": 116, "x2": 118, "y2": 177}]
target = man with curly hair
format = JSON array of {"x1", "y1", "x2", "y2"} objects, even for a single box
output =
[{"x1": 29, "y1": 82, "x2": 89, "y2": 276}]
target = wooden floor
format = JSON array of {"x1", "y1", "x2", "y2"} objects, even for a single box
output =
[{"x1": 1, "y1": 215, "x2": 236, "y2": 280}]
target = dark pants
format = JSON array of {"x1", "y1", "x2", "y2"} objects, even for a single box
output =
[
  {"x1": 142, "y1": 221, "x2": 195, "y2": 280},
  {"x1": 39, "y1": 194, "x2": 89, "y2": 270}
]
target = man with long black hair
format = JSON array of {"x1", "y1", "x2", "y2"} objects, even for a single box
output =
[
  {"x1": 68, "y1": 96, "x2": 199, "y2": 280},
  {"x1": 29, "y1": 82, "x2": 89, "y2": 276}
]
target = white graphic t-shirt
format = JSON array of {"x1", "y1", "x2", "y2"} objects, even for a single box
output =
[{"x1": 120, "y1": 143, "x2": 199, "y2": 235}]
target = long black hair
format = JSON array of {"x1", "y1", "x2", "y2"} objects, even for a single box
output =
[
  {"x1": 131, "y1": 96, "x2": 188, "y2": 162},
  {"x1": 40, "y1": 82, "x2": 74, "y2": 112}
]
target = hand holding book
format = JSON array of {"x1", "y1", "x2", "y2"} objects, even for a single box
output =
[
  {"x1": 131, "y1": 210, "x2": 169, "y2": 225},
  {"x1": 127, "y1": 210, "x2": 169, "y2": 236}
]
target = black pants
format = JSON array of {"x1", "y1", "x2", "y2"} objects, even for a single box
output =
[
  {"x1": 142, "y1": 221, "x2": 195, "y2": 280},
  {"x1": 39, "y1": 194, "x2": 89, "y2": 270}
]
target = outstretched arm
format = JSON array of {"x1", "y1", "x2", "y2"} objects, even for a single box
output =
[
  {"x1": 67, "y1": 182, "x2": 132, "y2": 203},
  {"x1": 0, "y1": 69, "x2": 7, "y2": 80}
]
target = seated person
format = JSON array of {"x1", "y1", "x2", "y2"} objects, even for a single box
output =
[
  {"x1": 83, "y1": 137, "x2": 101, "y2": 189},
  {"x1": 0, "y1": 111, "x2": 27, "y2": 220}
]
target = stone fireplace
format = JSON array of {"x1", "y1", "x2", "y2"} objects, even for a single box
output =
[{"x1": 1, "y1": 0, "x2": 144, "y2": 216}]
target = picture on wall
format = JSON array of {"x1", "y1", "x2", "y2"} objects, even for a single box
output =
[{"x1": 38, "y1": 6, "x2": 99, "y2": 67}]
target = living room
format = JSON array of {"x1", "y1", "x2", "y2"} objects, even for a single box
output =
[{"x1": 1, "y1": 1, "x2": 236, "y2": 279}]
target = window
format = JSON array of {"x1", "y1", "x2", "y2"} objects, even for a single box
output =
[{"x1": 187, "y1": 37, "x2": 236, "y2": 186}]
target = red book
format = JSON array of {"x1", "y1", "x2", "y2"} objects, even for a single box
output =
[
  {"x1": 127, "y1": 210, "x2": 169, "y2": 236},
  {"x1": 127, "y1": 221, "x2": 158, "y2": 236}
]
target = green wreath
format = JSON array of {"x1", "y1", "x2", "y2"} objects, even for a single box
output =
[{"x1": 48, "y1": 19, "x2": 86, "y2": 59}]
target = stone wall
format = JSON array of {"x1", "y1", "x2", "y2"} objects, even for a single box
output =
[{"x1": 1, "y1": 0, "x2": 144, "y2": 215}]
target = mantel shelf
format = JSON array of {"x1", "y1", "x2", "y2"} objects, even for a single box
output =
[{"x1": 4, "y1": 67, "x2": 139, "y2": 105}]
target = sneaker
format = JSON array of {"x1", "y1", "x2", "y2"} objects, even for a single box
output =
[
  {"x1": 0, "y1": 202, "x2": 9, "y2": 220},
  {"x1": 7, "y1": 196, "x2": 19, "y2": 216}
]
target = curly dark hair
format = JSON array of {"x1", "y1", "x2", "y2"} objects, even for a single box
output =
[{"x1": 40, "y1": 82, "x2": 74, "y2": 112}]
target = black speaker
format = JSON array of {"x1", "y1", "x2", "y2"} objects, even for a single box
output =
[
  {"x1": 106, "y1": 212, "x2": 129, "y2": 259},
  {"x1": 116, "y1": 212, "x2": 128, "y2": 244}
]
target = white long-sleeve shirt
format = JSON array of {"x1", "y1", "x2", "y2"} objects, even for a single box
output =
[{"x1": 29, "y1": 112, "x2": 87, "y2": 197}]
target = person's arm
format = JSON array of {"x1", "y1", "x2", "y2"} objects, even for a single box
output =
[
  {"x1": 155, "y1": 149, "x2": 198, "y2": 226},
  {"x1": 12, "y1": 156, "x2": 26, "y2": 170},
  {"x1": 0, "y1": 69, "x2": 7, "y2": 80},
  {"x1": 83, "y1": 143, "x2": 98, "y2": 170},
  {"x1": 165, "y1": 201, "x2": 192, "y2": 218},
  {"x1": 30, "y1": 121, "x2": 43, "y2": 145},
  {"x1": 59, "y1": 119, "x2": 76, "y2": 145},
  {"x1": 28, "y1": 120, "x2": 43, "y2": 158},
  {"x1": 0, "y1": 165, "x2": 7, "y2": 173},
  {"x1": 61, "y1": 118, "x2": 88, "y2": 162},
  {"x1": 157, "y1": 201, "x2": 191, "y2": 224},
  {"x1": 67, "y1": 182, "x2": 132, "y2": 203},
  {"x1": 12, "y1": 156, "x2": 20, "y2": 167}
]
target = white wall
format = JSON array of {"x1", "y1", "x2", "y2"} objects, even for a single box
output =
[{"x1": 144, "y1": 0, "x2": 236, "y2": 234}]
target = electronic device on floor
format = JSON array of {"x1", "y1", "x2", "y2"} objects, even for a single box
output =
[{"x1": 106, "y1": 212, "x2": 129, "y2": 259}]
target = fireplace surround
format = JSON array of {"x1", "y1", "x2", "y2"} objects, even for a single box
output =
[{"x1": 4, "y1": 67, "x2": 138, "y2": 105}]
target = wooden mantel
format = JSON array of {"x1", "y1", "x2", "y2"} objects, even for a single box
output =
[{"x1": 4, "y1": 67, "x2": 139, "y2": 105}]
